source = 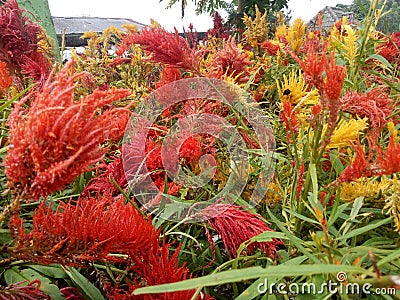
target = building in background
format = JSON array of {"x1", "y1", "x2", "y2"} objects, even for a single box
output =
[{"x1": 307, "y1": 6, "x2": 354, "y2": 33}]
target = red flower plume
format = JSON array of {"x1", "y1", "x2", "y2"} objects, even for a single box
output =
[
  {"x1": 9, "y1": 195, "x2": 159, "y2": 265},
  {"x1": 0, "y1": 61, "x2": 12, "y2": 93},
  {"x1": 340, "y1": 88, "x2": 393, "y2": 131},
  {"x1": 0, "y1": 0, "x2": 51, "y2": 85},
  {"x1": 199, "y1": 203, "x2": 283, "y2": 258},
  {"x1": 4, "y1": 60, "x2": 131, "y2": 200},
  {"x1": 117, "y1": 27, "x2": 203, "y2": 73}
]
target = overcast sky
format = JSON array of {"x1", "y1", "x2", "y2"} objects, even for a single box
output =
[{"x1": 48, "y1": 0, "x2": 354, "y2": 32}]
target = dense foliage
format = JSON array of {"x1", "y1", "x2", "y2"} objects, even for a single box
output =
[
  {"x1": 338, "y1": 0, "x2": 400, "y2": 33},
  {"x1": 0, "y1": 0, "x2": 399, "y2": 299}
]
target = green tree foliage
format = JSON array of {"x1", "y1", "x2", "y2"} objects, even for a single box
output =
[
  {"x1": 227, "y1": 0, "x2": 289, "y2": 30},
  {"x1": 161, "y1": 0, "x2": 289, "y2": 20},
  {"x1": 339, "y1": 0, "x2": 400, "y2": 33}
]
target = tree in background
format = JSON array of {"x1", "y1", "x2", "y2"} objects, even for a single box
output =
[
  {"x1": 338, "y1": 0, "x2": 400, "y2": 33},
  {"x1": 161, "y1": 0, "x2": 290, "y2": 32}
]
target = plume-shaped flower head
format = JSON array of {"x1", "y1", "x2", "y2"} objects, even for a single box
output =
[
  {"x1": 117, "y1": 27, "x2": 203, "y2": 73},
  {"x1": 0, "y1": 0, "x2": 51, "y2": 85},
  {"x1": 9, "y1": 195, "x2": 159, "y2": 265},
  {"x1": 198, "y1": 203, "x2": 283, "y2": 258},
  {"x1": 340, "y1": 88, "x2": 393, "y2": 131},
  {"x1": 4, "y1": 60, "x2": 131, "y2": 200}
]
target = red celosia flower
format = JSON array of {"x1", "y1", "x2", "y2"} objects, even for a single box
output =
[
  {"x1": 82, "y1": 155, "x2": 127, "y2": 196},
  {"x1": 110, "y1": 243, "x2": 214, "y2": 300},
  {"x1": 292, "y1": 44, "x2": 327, "y2": 91},
  {"x1": 0, "y1": 280, "x2": 50, "y2": 300},
  {"x1": 117, "y1": 27, "x2": 203, "y2": 73},
  {"x1": 339, "y1": 135, "x2": 400, "y2": 182},
  {"x1": 209, "y1": 38, "x2": 252, "y2": 84},
  {"x1": 206, "y1": 12, "x2": 231, "y2": 40},
  {"x1": 324, "y1": 52, "x2": 346, "y2": 101},
  {"x1": 60, "y1": 287, "x2": 84, "y2": 300},
  {"x1": 340, "y1": 88, "x2": 393, "y2": 131},
  {"x1": 0, "y1": 0, "x2": 51, "y2": 85},
  {"x1": 9, "y1": 195, "x2": 159, "y2": 265},
  {"x1": 198, "y1": 203, "x2": 283, "y2": 258},
  {"x1": 281, "y1": 101, "x2": 298, "y2": 135},
  {"x1": 4, "y1": 60, "x2": 131, "y2": 200},
  {"x1": 155, "y1": 66, "x2": 182, "y2": 89},
  {"x1": 339, "y1": 140, "x2": 372, "y2": 182},
  {"x1": 377, "y1": 32, "x2": 400, "y2": 65},
  {"x1": 375, "y1": 135, "x2": 400, "y2": 175},
  {"x1": 130, "y1": 244, "x2": 197, "y2": 299},
  {"x1": 260, "y1": 40, "x2": 280, "y2": 56},
  {"x1": 0, "y1": 61, "x2": 12, "y2": 93},
  {"x1": 179, "y1": 135, "x2": 202, "y2": 162},
  {"x1": 296, "y1": 163, "x2": 305, "y2": 200}
]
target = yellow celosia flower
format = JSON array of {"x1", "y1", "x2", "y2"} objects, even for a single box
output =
[
  {"x1": 388, "y1": 121, "x2": 399, "y2": 142},
  {"x1": 150, "y1": 18, "x2": 161, "y2": 28},
  {"x1": 122, "y1": 23, "x2": 139, "y2": 34},
  {"x1": 243, "y1": 6, "x2": 269, "y2": 47},
  {"x1": 275, "y1": 25, "x2": 287, "y2": 41},
  {"x1": 328, "y1": 117, "x2": 368, "y2": 148},
  {"x1": 276, "y1": 70, "x2": 319, "y2": 105},
  {"x1": 332, "y1": 17, "x2": 359, "y2": 69},
  {"x1": 383, "y1": 176, "x2": 400, "y2": 232},
  {"x1": 287, "y1": 18, "x2": 306, "y2": 53},
  {"x1": 263, "y1": 182, "x2": 284, "y2": 205},
  {"x1": 340, "y1": 177, "x2": 392, "y2": 202}
]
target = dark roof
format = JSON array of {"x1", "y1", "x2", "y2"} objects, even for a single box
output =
[
  {"x1": 52, "y1": 16, "x2": 146, "y2": 35},
  {"x1": 307, "y1": 6, "x2": 354, "y2": 32},
  {"x1": 52, "y1": 16, "x2": 147, "y2": 47}
]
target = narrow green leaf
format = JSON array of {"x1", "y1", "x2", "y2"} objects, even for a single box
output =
[
  {"x1": 377, "y1": 248, "x2": 400, "y2": 267},
  {"x1": 63, "y1": 266, "x2": 105, "y2": 300},
  {"x1": 266, "y1": 207, "x2": 320, "y2": 264},
  {"x1": 133, "y1": 264, "x2": 371, "y2": 295},
  {"x1": 337, "y1": 217, "x2": 393, "y2": 241},
  {"x1": 29, "y1": 264, "x2": 68, "y2": 279},
  {"x1": 367, "y1": 54, "x2": 393, "y2": 70}
]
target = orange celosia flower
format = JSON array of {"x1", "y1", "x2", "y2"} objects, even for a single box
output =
[
  {"x1": 9, "y1": 195, "x2": 159, "y2": 265},
  {"x1": 4, "y1": 60, "x2": 131, "y2": 200},
  {"x1": 281, "y1": 101, "x2": 299, "y2": 136},
  {"x1": 0, "y1": 61, "x2": 12, "y2": 93}
]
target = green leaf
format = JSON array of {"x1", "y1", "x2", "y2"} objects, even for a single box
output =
[
  {"x1": 249, "y1": 231, "x2": 287, "y2": 243},
  {"x1": 63, "y1": 266, "x2": 105, "y2": 300},
  {"x1": 29, "y1": 264, "x2": 68, "y2": 279},
  {"x1": 337, "y1": 217, "x2": 393, "y2": 241},
  {"x1": 0, "y1": 228, "x2": 12, "y2": 243},
  {"x1": 367, "y1": 54, "x2": 393, "y2": 70},
  {"x1": 266, "y1": 207, "x2": 320, "y2": 264},
  {"x1": 133, "y1": 264, "x2": 371, "y2": 295}
]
